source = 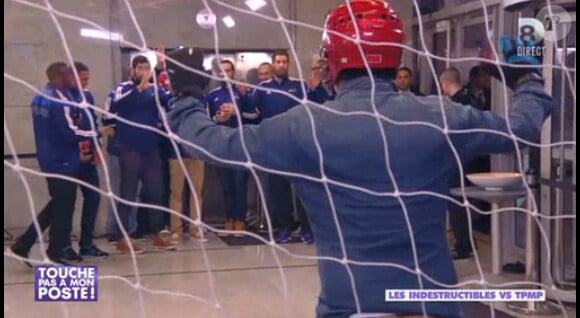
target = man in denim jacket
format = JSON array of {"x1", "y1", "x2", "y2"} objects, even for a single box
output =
[{"x1": 164, "y1": 2, "x2": 552, "y2": 317}]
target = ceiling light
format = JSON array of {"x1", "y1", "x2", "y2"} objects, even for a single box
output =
[
  {"x1": 222, "y1": 15, "x2": 236, "y2": 28},
  {"x1": 245, "y1": 0, "x2": 266, "y2": 11},
  {"x1": 80, "y1": 28, "x2": 123, "y2": 41}
]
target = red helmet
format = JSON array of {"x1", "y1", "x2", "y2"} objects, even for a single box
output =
[{"x1": 322, "y1": 0, "x2": 405, "y2": 84}]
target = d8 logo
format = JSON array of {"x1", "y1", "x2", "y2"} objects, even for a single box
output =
[
  {"x1": 518, "y1": 5, "x2": 572, "y2": 43},
  {"x1": 519, "y1": 24, "x2": 537, "y2": 42}
]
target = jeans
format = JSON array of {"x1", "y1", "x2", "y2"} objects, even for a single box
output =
[
  {"x1": 113, "y1": 150, "x2": 165, "y2": 240},
  {"x1": 218, "y1": 167, "x2": 249, "y2": 221},
  {"x1": 78, "y1": 164, "x2": 100, "y2": 248},
  {"x1": 106, "y1": 155, "x2": 137, "y2": 237}
]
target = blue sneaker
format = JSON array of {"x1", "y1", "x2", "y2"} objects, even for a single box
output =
[
  {"x1": 276, "y1": 230, "x2": 291, "y2": 243},
  {"x1": 301, "y1": 231, "x2": 314, "y2": 245},
  {"x1": 80, "y1": 245, "x2": 109, "y2": 259}
]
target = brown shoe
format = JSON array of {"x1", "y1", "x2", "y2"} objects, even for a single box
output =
[
  {"x1": 117, "y1": 238, "x2": 145, "y2": 254},
  {"x1": 153, "y1": 234, "x2": 176, "y2": 251},
  {"x1": 218, "y1": 219, "x2": 234, "y2": 237},
  {"x1": 233, "y1": 220, "x2": 245, "y2": 237}
]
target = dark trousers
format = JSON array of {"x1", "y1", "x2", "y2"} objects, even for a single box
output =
[
  {"x1": 136, "y1": 189, "x2": 152, "y2": 235},
  {"x1": 15, "y1": 176, "x2": 77, "y2": 259},
  {"x1": 449, "y1": 199, "x2": 489, "y2": 254},
  {"x1": 449, "y1": 157, "x2": 491, "y2": 254},
  {"x1": 159, "y1": 138, "x2": 172, "y2": 229},
  {"x1": 218, "y1": 167, "x2": 249, "y2": 221},
  {"x1": 267, "y1": 174, "x2": 311, "y2": 232},
  {"x1": 160, "y1": 155, "x2": 171, "y2": 229},
  {"x1": 449, "y1": 200, "x2": 473, "y2": 255},
  {"x1": 115, "y1": 150, "x2": 165, "y2": 240},
  {"x1": 78, "y1": 164, "x2": 100, "y2": 248}
]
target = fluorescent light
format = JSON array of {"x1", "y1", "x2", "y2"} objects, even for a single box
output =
[
  {"x1": 80, "y1": 28, "x2": 123, "y2": 41},
  {"x1": 245, "y1": 0, "x2": 266, "y2": 11},
  {"x1": 222, "y1": 15, "x2": 235, "y2": 28}
]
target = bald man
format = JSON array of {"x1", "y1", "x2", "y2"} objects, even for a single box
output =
[{"x1": 440, "y1": 66, "x2": 490, "y2": 260}]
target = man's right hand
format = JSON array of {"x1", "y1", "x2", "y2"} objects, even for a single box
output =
[
  {"x1": 138, "y1": 71, "x2": 155, "y2": 92},
  {"x1": 216, "y1": 103, "x2": 237, "y2": 122},
  {"x1": 308, "y1": 68, "x2": 323, "y2": 90},
  {"x1": 91, "y1": 150, "x2": 101, "y2": 166},
  {"x1": 101, "y1": 125, "x2": 115, "y2": 138},
  {"x1": 80, "y1": 153, "x2": 93, "y2": 163},
  {"x1": 79, "y1": 141, "x2": 94, "y2": 163}
]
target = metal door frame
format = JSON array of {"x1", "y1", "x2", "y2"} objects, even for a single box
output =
[
  {"x1": 413, "y1": 6, "x2": 576, "y2": 301},
  {"x1": 539, "y1": 8, "x2": 576, "y2": 302}
]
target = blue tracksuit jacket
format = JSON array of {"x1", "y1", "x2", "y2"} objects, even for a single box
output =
[{"x1": 32, "y1": 84, "x2": 97, "y2": 174}]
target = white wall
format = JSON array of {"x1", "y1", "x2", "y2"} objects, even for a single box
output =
[{"x1": 5, "y1": 0, "x2": 413, "y2": 154}]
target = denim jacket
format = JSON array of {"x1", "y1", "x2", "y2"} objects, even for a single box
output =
[{"x1": 168, "y1": 76, "x2": 552, "y2": 318}]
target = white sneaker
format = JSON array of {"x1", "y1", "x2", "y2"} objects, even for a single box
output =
[
  {"x1": 191, "y1": 232, "x2": 208, "y2": 242},
  {"x1": 291, "y1": 225, "x2": 302, "y2": 238},
  {"x1": 170, "y1": 233, "x2": 182, "y2": 244}
]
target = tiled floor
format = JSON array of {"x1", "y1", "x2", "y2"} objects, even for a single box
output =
[{"x1": 4, "y1": 234, "x2": 576, "y2": 318}]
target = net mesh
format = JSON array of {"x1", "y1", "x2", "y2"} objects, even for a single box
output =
[{"x1": 3, "y1": 0, "x2": 576, "y2": 317}]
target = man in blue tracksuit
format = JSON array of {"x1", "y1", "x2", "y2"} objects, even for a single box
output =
[
  {"x1": 164, "y1": 2, "x2": 552, "y2": 316},
  {"x1": 10, "y1": 62, "x2": 98, "y2": 265},
  {"x1": 205, "y1": 59, "x2": 257, "y2": 236},
  {"x1": 249, "y1": 51, "x2": 328, "y2": 244},
  {"x1": 108, "y1": 55, "x2": 174, "y2": 253},
  {"x1": 102, "y1": 88, "x2": 144, "y2": 243},
  {"x1": 67, "y1": 62, "x2": 109, "y2": 259},
  {"x1": 250, "y1": 51, "x2": 329, "y2": 118}
]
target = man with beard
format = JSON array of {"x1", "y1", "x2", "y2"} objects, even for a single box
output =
[
  {"x1": 248, "y1": 51, "x2": 327, "y2": 244},
  {"x1": 107, "y1": 55, "x2": 175, "y2": 253}
]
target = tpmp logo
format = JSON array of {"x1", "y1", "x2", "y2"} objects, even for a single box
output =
[{"x1": 518, "y1": 5, "x2": 573, "y2": 43}]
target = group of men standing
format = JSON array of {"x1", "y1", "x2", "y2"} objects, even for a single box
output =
[
  {"x1": 10, "y1": 62, "x2": 108, "y2": 265},
  {"x1": 10, "y1": 49, "x2": 337, "y2": 264}
]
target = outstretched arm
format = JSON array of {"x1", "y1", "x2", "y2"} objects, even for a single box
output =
[
  {"x1": 168, "y1": 96, "x2": 309, "y2": 174},
  {"x1": 450, "y1": 79, "x2": 553, "y2": 161}
]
